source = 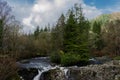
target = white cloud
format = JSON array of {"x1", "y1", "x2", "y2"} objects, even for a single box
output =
[
  {"x1": 23, "y1": 14, "x2": 33, "y2": 27},
  {"x1": 82, "y1": 4, "x2": 102, "y2": 19},
  {"x1": 33, "y1": 1, "x2": 52, "y2": 13},
  {"x1": 21, "y1": 0, "x2": 102, "y2": 33},
  {"x1": 5, "y1": 0, "x2": 103, "y2": 33}
]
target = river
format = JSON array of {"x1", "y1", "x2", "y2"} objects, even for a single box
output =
[{"x1": 17, "y1": 57, "x2": 68, "y2": 80}]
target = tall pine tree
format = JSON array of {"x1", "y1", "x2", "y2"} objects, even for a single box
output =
[
  {"x1": 63, "y1": 10, "x2": 77, "y2": 53},
  {"x1": 63, "y1": 4, "x2": 90, "y2": 55}
]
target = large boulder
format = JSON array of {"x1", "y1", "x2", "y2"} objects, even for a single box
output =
[{"x1": 40, "y1": 68, "x2": 66, "y2": 80}]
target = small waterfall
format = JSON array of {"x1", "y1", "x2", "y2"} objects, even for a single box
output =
[
  {"x1": 64, "y1": 68, "x2": 69, "y2": 78},
  {"x1": 60, "y1": 67, "x2": 69, "y2": 79},
  {"x1": 33, "y1": 65, "x2": 59, "y2": 80},
  {"x1": 18, "y1": 57, "x2": 69, "y2": 80},
  {"x1": 33, "y1": 70, "x2": 41, "y2": 80},
  {"x1": 33, "y1": 66, "x2": 69, "y2": 80}
]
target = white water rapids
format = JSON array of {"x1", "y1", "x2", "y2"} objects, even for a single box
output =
[
  {"x1": 17, "y1": 57, "x2": 69, "y2": 80},
  {"x1": 33, "y1": 65, "x2": 68, "y2": 80}
]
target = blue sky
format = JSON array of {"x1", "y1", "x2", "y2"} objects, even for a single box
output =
[
  {"x1": 4, "y1": 0, "x2": 120, "y2": 33},
  {"x1": 84, "y1": 0, "x2": 119, "y2": 9}
]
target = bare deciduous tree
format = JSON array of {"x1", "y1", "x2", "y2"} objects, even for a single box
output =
[{"x1": 102, "y1": 20, "x2": 120, "y2": 56}]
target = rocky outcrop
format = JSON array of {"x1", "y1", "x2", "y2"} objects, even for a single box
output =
[
  {"x1": 40, "y1": 68, "x2": 67, "y2": 80},
  {"x1": 68, "y1": 65, "x2": 120, "y2": 80},
  {"x1": 41, "y1": 60, "x2": 120, "y2": 80}
]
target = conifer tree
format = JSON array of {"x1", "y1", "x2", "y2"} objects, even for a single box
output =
[
  {"x1": 63, "y1": 5, "x2": 90, "y2": 55},
  {"x1": 34, "y1": 26, "x2": 40, "y2": 39}
]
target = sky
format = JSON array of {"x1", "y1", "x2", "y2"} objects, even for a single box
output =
[{"x1": 4, "y1": 0, "x2": 120, "y2": 33}]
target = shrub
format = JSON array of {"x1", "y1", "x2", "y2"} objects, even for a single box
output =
[
  {"x1": 61, "y1": 53, "x2": 89, "y2": 66},
  {"x1": 113, "y1": 56, "x2": 120, "y2": 60},
  {"x1": 0, "y1": 56, "x2": 19, "y2": 80},
  {"x1": 50, "y1": 50, "x2": 89, "y2": 66},
  {"x1": 50, "y1": 51, "x2": 61, "y2": 64}
]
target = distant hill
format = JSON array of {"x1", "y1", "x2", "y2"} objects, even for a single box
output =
[
  {"x1": 94, "y1": 12, "x2": 120, "y2": 22},
  {"x1": 90, "y1": 12, "x2": 120, "y2": 28}
]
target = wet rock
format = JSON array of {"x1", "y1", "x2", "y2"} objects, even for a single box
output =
[
  {"x1": 18, "y1": 68, "x2": 38, "y2": 80},
  {"x1": 40, "y1": 68, "x2": 66, "y2": 80},
  {"x1": 67, "y1": 61, "x2": 120, "y2": 80},
  {"x1": 40, "y1": 60, "x2": 120, "y2": 80}
]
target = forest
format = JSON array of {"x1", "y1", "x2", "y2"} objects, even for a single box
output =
[{"x1": 0, "y1": 0, "x2": 120, "y2": 80}]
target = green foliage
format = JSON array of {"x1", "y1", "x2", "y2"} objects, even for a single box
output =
[
  {"x1": 51, "y1": 5, "x2": 91, "y2": 66},
  {"x1": 51, "y1": 14, "x2": 65, "y2": 51},
  {"x1": 61, "y1": 53, "x2": 89, "y2": 66},
  {"x1": 50, "y1": 50, "x2": 89, "y2": 66},
  {"x1": 44, "y1": 27, "x2": 48, "y2": 32},
  {"x1": 113, "y1": 56, "x2": 120, "y2": 60},
  {"x1": 50, "y1": 51, "x2": 61, "y2": 64},
  {"x1": 34, "y1": 26, "x2": 40, "y2": 39},
  {"x1": 91, "y1": 14, "x2": 110, "y2": 27},
  {"x1": 92, "y1": 21, "x2": 105, "y2": 51},
  {"x1": 63, "y1": 11, "x2": 77, "y2": 52},
  {"x1": 63, "y1": 5, "x2": 90, "y2": 62},
  {"x1": 92, "y1": 21, "x2": 101, "y2": 34},
  {"x1": 0, "y1": 19, "x2": 3, "y2": 48}
]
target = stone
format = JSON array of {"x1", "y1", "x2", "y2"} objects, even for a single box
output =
[
  {"x1": 40, "y1": 68, "x2": 66, "y2": 80},
  {"x1": 18, "y1": 68, "x2": 38, "y2": 80},
  {"x1": 40, "y1": 60, "x2": 120, "y2": 80}
]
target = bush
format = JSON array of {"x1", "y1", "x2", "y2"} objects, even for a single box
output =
[
  {"x1": 61, "y1": 53, "x2": 89, "y2": 66},
  {"x1": 0, "y1": 56, "x2": 18, "y2": 80},
  {"x1": 50, "y1": 51, "x2": 61, "y2": 64},
  {"x1": 113, "y1": 56, "x2": 120, "y2": 60},
  {"x1": 50, "y1": 50, "x2": 89, "y2": 66}
]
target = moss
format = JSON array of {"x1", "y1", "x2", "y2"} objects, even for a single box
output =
[{"x1": 113, "y1": 56, "x2": 120, "y2": 60}]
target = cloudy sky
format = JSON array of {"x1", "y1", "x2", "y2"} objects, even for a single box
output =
[{"x1": 4, "y1": 0, "x2": 120, "y2": 33}]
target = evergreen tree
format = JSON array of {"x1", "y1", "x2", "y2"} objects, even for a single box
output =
[
  {"x1": 51, "y1": 4, "x2": 90, "y2": 65},
  {"x1": 40, "y1": 28, "x2": 43, "y2": 33},
  {"x1": 63, "y1": 10, "x2": 77, "y2": 53},
  {"x1": 34, "y1": 26, "x2": 40, "y2": 39},
  {"x1": 93, "y1": 21, "x2": 101, "y2": 35},
  {"x1": 44, "y1": 27, "x2": 48, "y2": 32},
  {"x1": 60, "y1": 5, "x2": 90, "y2": 66},
  {"x1": 92, "y1": 21, "x2": 104, "y2": 51},
  {"x1": 51, "y1": 14, "x2": 65, "y2": 51},
  {"x1": 63, "y1": 5, "x2": 90, "y2": 55},
  {"x1": 76, "y1": 5, "x2": 90, "y2": 54},
  {"x1": 0, "y1": 19, "x2": 3, "y2": 49},
  {"x1": 51, "y1": 14, "x2": 65, "y2": 63}
]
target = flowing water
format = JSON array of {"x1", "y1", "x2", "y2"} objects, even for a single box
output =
[{"x1": 17, "y1": 57, "x2": 68, "y2": 80}]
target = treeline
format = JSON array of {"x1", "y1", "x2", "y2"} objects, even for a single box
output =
[{"x1": 1, "y1": 0, "x2": 120, "y2": 79}]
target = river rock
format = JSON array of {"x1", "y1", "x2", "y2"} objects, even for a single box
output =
[
  {"x1": 67, "y1": 60, "x2": 120, "y2": 80},
  {"x1": 40, "y1": 60, "x2": 120, "y2": 80},
  {"x1": 40, "y1": 68, "x2": 66, "y2": 80},
  {"x1": 18, "y1": 68, "x2": 38, "y2": 80}
]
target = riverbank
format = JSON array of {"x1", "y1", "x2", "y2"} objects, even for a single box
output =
[
  {"x1": 17, "y1": 57, "x2": 120, "y2": 80},
  {"x1": 38, "y1": 60, "x2": 120, "y2": 80}
]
